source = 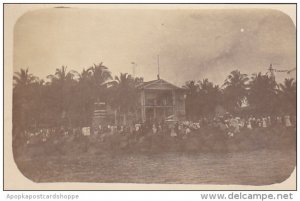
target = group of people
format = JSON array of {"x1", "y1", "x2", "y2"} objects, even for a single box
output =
[
  {"x1": 208, "y1": 114, "x2": 295, "y2": 137},
  {"x1": 94, "y1": 114, "x2": 296, "y2": 139},
  {"x1": 133, "y1": 114, "x2": 295, "y2": 138},
  {"x1": 21, "y1": 113, "x2": 295, "y2": 145}
]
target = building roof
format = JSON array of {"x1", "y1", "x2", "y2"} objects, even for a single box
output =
[{"x1": 136, "y1": 79, "x2": 184, "y2": 90}]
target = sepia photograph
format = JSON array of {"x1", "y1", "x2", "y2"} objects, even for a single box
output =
[{"x1": 4, "y1": 3, "x2": 296, "y2": 190}]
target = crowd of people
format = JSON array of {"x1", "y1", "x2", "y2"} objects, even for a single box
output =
[
  {"x1": 207, "y1": 114, "x2": 295, "y2": 137},
  {"x1": 21, "y1": 113, "x2": 296, "y2": 146}
]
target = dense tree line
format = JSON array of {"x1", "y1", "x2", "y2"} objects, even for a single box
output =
[
  {"x1": 13, "y1": 64, "x2": 296, "y2": 133},
  {"x1": 184, "y1": 70, "x2": 296, "y2": 120},
  {"x1": 13, "y1": 63, "x2": 141, "y2": 135}
]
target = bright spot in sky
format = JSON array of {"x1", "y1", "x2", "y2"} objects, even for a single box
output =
[{"x1": 240, "y1": 28, "x2": 245, "y2": 32}]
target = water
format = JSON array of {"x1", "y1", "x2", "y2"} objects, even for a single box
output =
[{"x1": 16, "y1": 149, "x2": 295, "y2": 185}]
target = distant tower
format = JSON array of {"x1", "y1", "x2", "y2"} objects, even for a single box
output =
[
  {"x1": 267, "y1": 64, "x2": 276, "y2": 80},
  {"x1": 266, "y1": 63, "x2": 296, "y2": 81}
]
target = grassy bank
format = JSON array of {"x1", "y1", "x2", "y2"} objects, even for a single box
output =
[{"x1": 14, "y1": 125, "x2": 296, "y2": 160}]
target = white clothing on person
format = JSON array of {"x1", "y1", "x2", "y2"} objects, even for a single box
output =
[
  {"x1": 152, "y1": 125, "x2": 157, "y2": 134},
  {"x1": 262, "y1": 118, "x2": 267, "y2": 128},
  {"x1": 247, "y1": 121, "x2": 252, "y2": 129},
  {"x1": 170, "y1": 128, "x2": 177, "y2": 137},
  {"x1": 230, "y1": 118, "x2": 240, "y2": 133},
  {"x1": 284, "y1": 115, "x2": 292, "y2": 127},
  {"x1": 185, "y1": 127, "x2": 191, "y2": 135},
  {"x1": 277, "y1": 117, "x2": 282, "y2": 124},
  {"x1": 135, "y1": 124, "x2": 141, "y2": 132},
  {"x1": 82, "y1": 127, "x2": 90, "y2": 136}
]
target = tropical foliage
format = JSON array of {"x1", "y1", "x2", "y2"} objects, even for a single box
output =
[
  {"x1": 223, "y1": 70, "x2": 249, "y2": 112},
  {"x1": 13, "y1": 64, "x2": 296, "y2": 131},
  {"x1": 248, "y1": 73, "x2": 279, "y2": 115}
]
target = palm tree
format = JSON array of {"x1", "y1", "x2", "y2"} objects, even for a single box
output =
[
  {"x1": 279, "y1": 78, "x2": 296, "y2": 113},
  {"x1": 184, "y1": 80, "x2": 198, "y2": 94},
  {"x1": 13, "y1": 68, "x2": 38, "y2": 148},
  {"x1": 87, "y1": 63, "x2": 114, "y2": 102},
  {"x1": 183, "y1": 81, "x2": 200, "y2": 120},
  {"x1": 279, "y1": 78, "x2": 296, "y2": 95},
  {"x1": 88, "y1": 63, "x2": 113, "y2": 87},
  {"x1": 198, "y1": 79, "x2": 223, "y2": 116},
  {"x1": 13, "y1": 68, "x2": 37, "y2": 120},
  {"x1": 76, "y1": 68, "x2": 92, "y2": 82},
  {"x1": 73, "y1": 68, "x2": 94, "y2": 126},
  {"x1": 134, "y1": 77, "x2": 144, "y2": 85},
  {"x1": 13, "y1": 68, "x2": 37, "y2": 88},
  {"x1": 115, "y1": 73, "x2": 134, "y2": 87},
  {"x1": 46, "y1": 66, "x2": 77, "y2": 126},
  {"x1": 198, "y1": 79, "x2": 214, "y2": 94},
  {"x1": 248, "y1": 72, "x2": 279, "y2": 115},
  {"x1": 47, "y1": 66, "x2": 75, "y2": 83},
  {"x1": 111, "y1": 73, "x2": 137, "y2": 125},
  {"x1": 223, "y1": 70, "x2": 249, "y2": 111}
]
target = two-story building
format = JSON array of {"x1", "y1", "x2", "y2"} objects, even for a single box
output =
[{"x1": 136, "y1": 78, "x2": 186, "y2": 123}]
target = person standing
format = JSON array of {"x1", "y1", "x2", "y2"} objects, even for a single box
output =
[{"x1": 284, "y1": 115, "x2": 292, "y2": 127}]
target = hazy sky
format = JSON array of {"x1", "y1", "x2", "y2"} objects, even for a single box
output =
[{"x1": 14, "y1": 7, "x2": 296, "y2": 86}]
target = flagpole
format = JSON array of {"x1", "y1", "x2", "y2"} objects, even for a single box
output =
[{"x1": 157, "y1": 55, "x2": 160, "y2": 79}]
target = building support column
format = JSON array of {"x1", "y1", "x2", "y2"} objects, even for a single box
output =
[{"x1": 172, "y1": 90, "x2": 176, "y2": 117}]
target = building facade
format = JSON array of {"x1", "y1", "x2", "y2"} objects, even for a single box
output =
[{"x1": 136, "y1": 79, "x2": 186, "y2": 123}]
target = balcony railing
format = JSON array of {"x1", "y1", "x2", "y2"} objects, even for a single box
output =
[{"x1": 145, "y1": 100, "x2": 173, "y2": 106}]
